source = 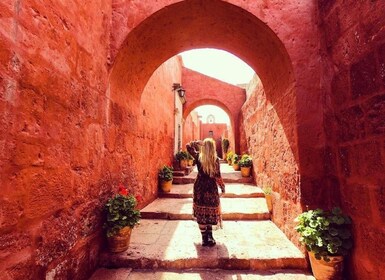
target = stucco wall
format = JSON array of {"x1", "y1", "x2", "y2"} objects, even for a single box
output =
[
  {"x1": 319, "y1": 0, "x2": 385, "y2": 278},
  {"x1": 0, "y1": 0, "x2": 180, "y2": 276}
]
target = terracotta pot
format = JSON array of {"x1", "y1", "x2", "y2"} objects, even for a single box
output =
[
  {"x1": 265, "y1": 194, "x2": 273, "y2": 212},
  {"x1": 160, "y1": 180, "x2": 172, "y2": 192},
  {"x1": 179, "y1": 159, "x2": 188, "y2": 169},
  {"x1": 241, "y1": 166, "x2": 251, "y2": 177},
  {"x1": 227, "y1": 160, "x2": 232, "y2": 165},
  {"x1": 233, "y1": 163, "x2": 240, "y2": 171},
  {"x1": 107, "y1": 227, "x2": 132, "y2": 253},
  {"x1": 188, "y1": 159, "x2": 193, "y2": 166},
  {"x1": 309, "y1": 251, "x2": 344, "y2": 280}
]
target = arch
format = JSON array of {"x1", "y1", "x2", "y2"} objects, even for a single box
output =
[{"x1": 109, "y1": 0, "x2": 295, "y2": 117}]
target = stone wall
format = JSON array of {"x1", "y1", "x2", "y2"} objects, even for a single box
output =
[
  {"x1": 241, "y1": 75, "x2": 303, "y2": 241},
  {"x1": 183, "y1": 111, "x2": 200, "y2": 148},
  {"x1": 319, "y1": 0, "x2": 385, "y2": 278},
  {"x1": 0, "y1": 2, "x2": 179, "y2": 278}
]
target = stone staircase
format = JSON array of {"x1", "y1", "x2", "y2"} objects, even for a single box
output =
[{"x1": 91, "y1": 164, "x2": 314, "y2": 279}]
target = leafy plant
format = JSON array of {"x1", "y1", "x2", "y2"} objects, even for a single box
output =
[
  {"x1": 232, "y1": 154, "x2": 239, "y2": 164},
  {"x1": 187, "y1": 152, "x2": 194, "y2": 160},
  {"x1": 295, "y1": 207, "x2": 353, "y2": 262},
  {"x1": 103, "y1": 190, "x2": 141, "y2": 237},
  {"x1": 226, "y1": 151, "x2": 235, "y2": 162},
  {"x1": 262, "y1": 185, "x2": 272, "y2": 194},
  {"x1": 222, "y1": 138, "x2": 230, "y2": 153},
  {"x1": 158, "y1": 165, "x2": 174, "y2": 181},
  {"x1": 175, "y1": 150, "x2": 189, "y2": 161},
  {"x1": 239, "y1": 154, "x2": 252, "y2": 167}
]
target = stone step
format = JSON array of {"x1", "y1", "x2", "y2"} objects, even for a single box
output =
[
  {"x1": 159, "y1": 183, "x2": 265, "y2": 198},
  {"x1": 140, "y1": 198, "x2": 270, "y2": 220},
  {"x1": 90, "y1": 268, "x2": 315, "y2": 279},
  {"x1": 173, "y1": 174, "x2": 253, "y2": 184},
  {"x1": 98, "y1": 220, "x2": 308, "y2": 272}
]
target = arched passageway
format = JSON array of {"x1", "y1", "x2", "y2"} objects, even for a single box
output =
[{"x1": 109, "y1": 0, "x2": 302, "y2": 244}]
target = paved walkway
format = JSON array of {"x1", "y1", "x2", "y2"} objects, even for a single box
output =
[{"x1": 90, "y1": 163, "x2": 314, "y2": 279}]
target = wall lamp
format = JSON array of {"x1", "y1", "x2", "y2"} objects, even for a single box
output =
[{"x1": 172, "y1": 83, "x2": 186, "y2": 98}]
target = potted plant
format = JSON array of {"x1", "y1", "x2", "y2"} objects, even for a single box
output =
[
  {"x1": 103, "y1": 185, "x2": 141, "y2": 253},
  {"x1": 175, "y1": 150, "x2": 189, "y2": 169},
  {"x1": 262, "y1": 186, "x2": 273, "y2": 212},
  {"x1": 158, "y1": 165, "x2": 174, "y2": 192},
  {"x1": 239, "y1": 154, "x2": 252, "y2": 177},
  {"x1": 295, "y1": 207, "x2": 353, "y2": 280},
  {"x1": 226, "y1": 151, "x2": 234, "y2": 165},
  {"x1": 187, "y1": 152, "x2": 194, "y2": 166},
  {"x1": 222, "y1": 138, "x2": 230, "y2": 160},
  {"x1": 232, "y1": 154, "x2": 240, "y2": 171}
]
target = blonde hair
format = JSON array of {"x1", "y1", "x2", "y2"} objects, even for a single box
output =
[{"x1": 199, "y1": 138, "x2": 217, "y2": 177}]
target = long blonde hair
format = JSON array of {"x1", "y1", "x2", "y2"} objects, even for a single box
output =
[{"x1": 199, "y1": 138, "x2": 217, "y2": 177}]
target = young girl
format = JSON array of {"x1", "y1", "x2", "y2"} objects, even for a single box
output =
[{"x1": 186, "y1": 138, "x2": 225, "y2": 247}]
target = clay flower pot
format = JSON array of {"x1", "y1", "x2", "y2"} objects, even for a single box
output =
[
  {"x1": 241, "y1": 166, "x2": 251, "y2": 177},
  {"x1": 179, "y1": 159, "x2": 188, "y2": 169},
  {"x1": 107, "y1": 226, "x2": 133, "y2": 253},
  {"x1": 265, "y1": 193, "x2": 273, "y2": 212},
  {"x1": 233, "y1": 163, "x2": 240, "y2": 171},
  {"x1": 308, "y1": 251, "x2": 344, "y2": 280},
  {"x1": 160, "y1": 180, "x2": 172, "y2": 192}
]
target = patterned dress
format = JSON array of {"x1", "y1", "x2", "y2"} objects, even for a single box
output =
[{"x1": 186, "y1": 141, "x2": 225, "y2": 225}]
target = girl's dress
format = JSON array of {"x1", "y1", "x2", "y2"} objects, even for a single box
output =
[{"x1": 186, "y1": 141, "x2": 225, "y2": 225}]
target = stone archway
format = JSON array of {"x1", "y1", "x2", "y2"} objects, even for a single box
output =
[
  {"x1": 181, "y1": 67, "x2": 246, "y2": 153},
  {"x1": 109, "y1": 0, "x2": 301, "y2": 243}
]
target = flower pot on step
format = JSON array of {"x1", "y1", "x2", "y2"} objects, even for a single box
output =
[
  {"x1": 107, "y1": 226, "x2": 132, "y2": 253},
  {"x1": 233, "y1": 163, "x2": 240, "y2": 171},
  {"x1": 309, "y1": 251, "x2": 344, "y2": 280},
  {"x1": 241, "y1": 166, "x2": 251, "y2": 177},
  {"x1": 160, "y1": 180, "x2": 172, "y2": 192},
  {"x1": 179, "y1": 159, "x2": 188, "y2": 169},
  {"x1": 265, "y1": 193, "x2": 273, "y2": 212}
]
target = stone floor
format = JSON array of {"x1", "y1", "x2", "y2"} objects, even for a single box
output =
[{"x1": 90, "y1": 163, "x2": 315, "y2": 280}]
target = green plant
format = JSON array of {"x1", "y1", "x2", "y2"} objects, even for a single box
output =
[
  {"x1": 187, "y1": 152, "x2": 194, "y2": 160},
  {"x1": 239, "y1": 154, "x2": 252, "y2": 167},
  {"x1": 158, "y1": 165, "x2": 173, "y2": 181},
  {"x1": 262, "y1": 185, "x2": 272, "y2": 195},
  {"x1": 232, "y1": 154, "x2": 239, "y2": 164},
  {"x1": 222, "y1": 138, "x2": 230, "y2": 153},
  {"x1": 226, "y1": 151, "x2": 235, "y2": 162},
  {"x1": 103, "y1": 187, "x2": 141, "y2": 237},
  {"x1": 295, "y1": 207, "x2": 353, "y2": 262},
  {"x1": 175, "y1": 150, "x2": 189, "y2": 161}
]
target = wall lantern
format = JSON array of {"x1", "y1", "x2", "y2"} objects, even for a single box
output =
[{"x1": 172, "y1": 83, "x2": 186, "y2": 98}]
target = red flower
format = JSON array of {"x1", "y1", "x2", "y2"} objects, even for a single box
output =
[
  {"x1": 135, "y1": 195, "x2": 143, "y2": 203},
  {"x1": 118, "y1": 184, "x2": 128, "y2": 196}
]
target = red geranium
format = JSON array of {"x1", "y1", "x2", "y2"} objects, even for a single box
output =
[{"x1": 118, "y1": 184, "x2": 128, "y2": 196}]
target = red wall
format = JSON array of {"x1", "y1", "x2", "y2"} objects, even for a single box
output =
[
  {"x1": 0, "y1": 0, "x2": 180, "y2": 275},
  {"x1": 241, "y1": 75, "x2": 302, "y2": 242},
  {"x1": 183, "y1": 111, "x2": 200, "y2": 147},
  {"x1": 319, "y1": 1, "x2": 385, "y2": 278},
  {"x1": 182, "y1": 67, "x2": 245, "y2": 153}
]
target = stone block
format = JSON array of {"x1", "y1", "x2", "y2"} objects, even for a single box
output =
[
  {"x1": 364, "y1": 94, "x2": 385, "y2": 135},
  {"x1": 379, "y1": 43, "x2": 385, "y2": 86},
  {"x1": 350, "y1": 52, "x2": 380, "y2": 99},
  {"x1": 337, "y1": 105, "x2": 365, "y2": 142},
  {"x1": 331, "y1": 70, "x2": 350, "y2": 107}
]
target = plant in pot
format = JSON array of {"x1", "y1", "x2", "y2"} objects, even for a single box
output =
[
  {"x1": 187, "y1": 152, "x2": 194, "y2": 166},
  {"x1": 295, "y1": 207, "x2": 353, "y2": 280},
  {"x1": 239, "y1": 154, "x2": 252, "y2": 177},
  {"x1": 175, "y1": 150, "x2": 189, "y2": 169},
  {"x1": 158, "y1": 165, "x2": 174, "y2": 192},
  {"x1": 226, "y1": 151, "x2": 234, "y2": 165},
  {"x1": 262, "y1": 185, "x2": 273, "y2": 212},
  {"x1": 232, "y1": 154, "x2": 240, "y2": 171},
  {"x1": 222, "y1": 138, "x2": 230, "y2": 160},
  {"x1": 103, "y1": 185, "x2": 141, "y2": 253}
]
